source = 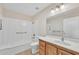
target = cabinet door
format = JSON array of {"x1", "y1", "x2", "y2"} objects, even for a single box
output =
[
  {"x1": 39, "y1": 49, "x2": 45, "y2": 55},
  {"x1": 46, "y1": 43, "x2": 57, "y2": 55},
  {"x1": 58, "y1": 49, "x2": 73, "y2": 55},
  {"x1": 39, "y1": 40, "x2": 46, "y2": 55}
]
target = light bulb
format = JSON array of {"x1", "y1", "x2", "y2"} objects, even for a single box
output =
[
  {"x1": 55, "y1": 8, "x2": 59, "y2": 11},
  {"x1": 51, "y1": 10, "x2": 55, "y2": 13},
  {"x1": 60, "y1": 4, "x2": 65, "y2": 9}
]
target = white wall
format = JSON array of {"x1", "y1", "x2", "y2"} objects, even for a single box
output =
[{"x1": 33, "y1": 5, "x2": 51, "y2": 36}]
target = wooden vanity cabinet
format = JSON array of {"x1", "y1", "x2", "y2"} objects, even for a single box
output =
[{"x1": 39, "y1": 39, "x2": 79, "y2": 55}]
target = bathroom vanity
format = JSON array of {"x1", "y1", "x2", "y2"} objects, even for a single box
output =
[
  {"x1": 43, "y1": 6, "x2": 79, "y2": 55},
  {"x1": 39, "y1": 36, "x2": 79, "y2": 55}
]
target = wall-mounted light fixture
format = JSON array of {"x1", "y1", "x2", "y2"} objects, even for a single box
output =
[
  {"x1": 60, "y1": 3, "x2": 65, "y2": 9},
  {"x1": 55, "y1": 5, "x2": 60, "y2": 11},
  {"x1": 51, "y1": 3, "x2": 65, "y2": 14},
  {"x1": 51, "y1": 9, "x2": 55, "y2": 13}
]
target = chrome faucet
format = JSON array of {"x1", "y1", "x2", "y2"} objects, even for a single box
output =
[
  {"x1": 61, "y1": 31, "x2": 65, "y2": 42},
  {"x1": 61, "y1": 21, "x2": 64, "y2": 42},
  {"x1": 61, "y1": 37, "x2": 64, "y2": 42}
]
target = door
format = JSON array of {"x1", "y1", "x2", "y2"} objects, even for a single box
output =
[
  {"x1": 39, "y1": 40, "x2": 46, "y2": 55},
  {"x1": 46, "y1": 43, "x2": 57, "y2": 55}
]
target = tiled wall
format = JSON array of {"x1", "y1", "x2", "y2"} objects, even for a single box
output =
[{"x1": 0, "y1": 17, "x2": 32, "y2": 50}]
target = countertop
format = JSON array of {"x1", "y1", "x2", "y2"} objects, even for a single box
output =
[{"x1": 38, "y1": 35, "x2": 79, "y2": 53}]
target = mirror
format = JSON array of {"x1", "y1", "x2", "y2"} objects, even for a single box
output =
[
  {"x1": 46, "y1": 17, "x2": 63, "y2": 36},
  {"x1": 63, "y1": 16, "x2": 79, "y2": 39},
  {"x1": 46, "y1": 16, "x2": 79, "y2": 41},
  {"x1": 46, "y1": 5, "x2": 79, "y2": 42}
]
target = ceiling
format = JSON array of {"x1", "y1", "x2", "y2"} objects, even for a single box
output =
[{"x1": 2, "y1": 3, "x2": 51, "y2": 16}]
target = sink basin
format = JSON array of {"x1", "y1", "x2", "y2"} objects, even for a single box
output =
[{"x1": 54, "y1": 40, "x2": 71, "y2": 46}]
